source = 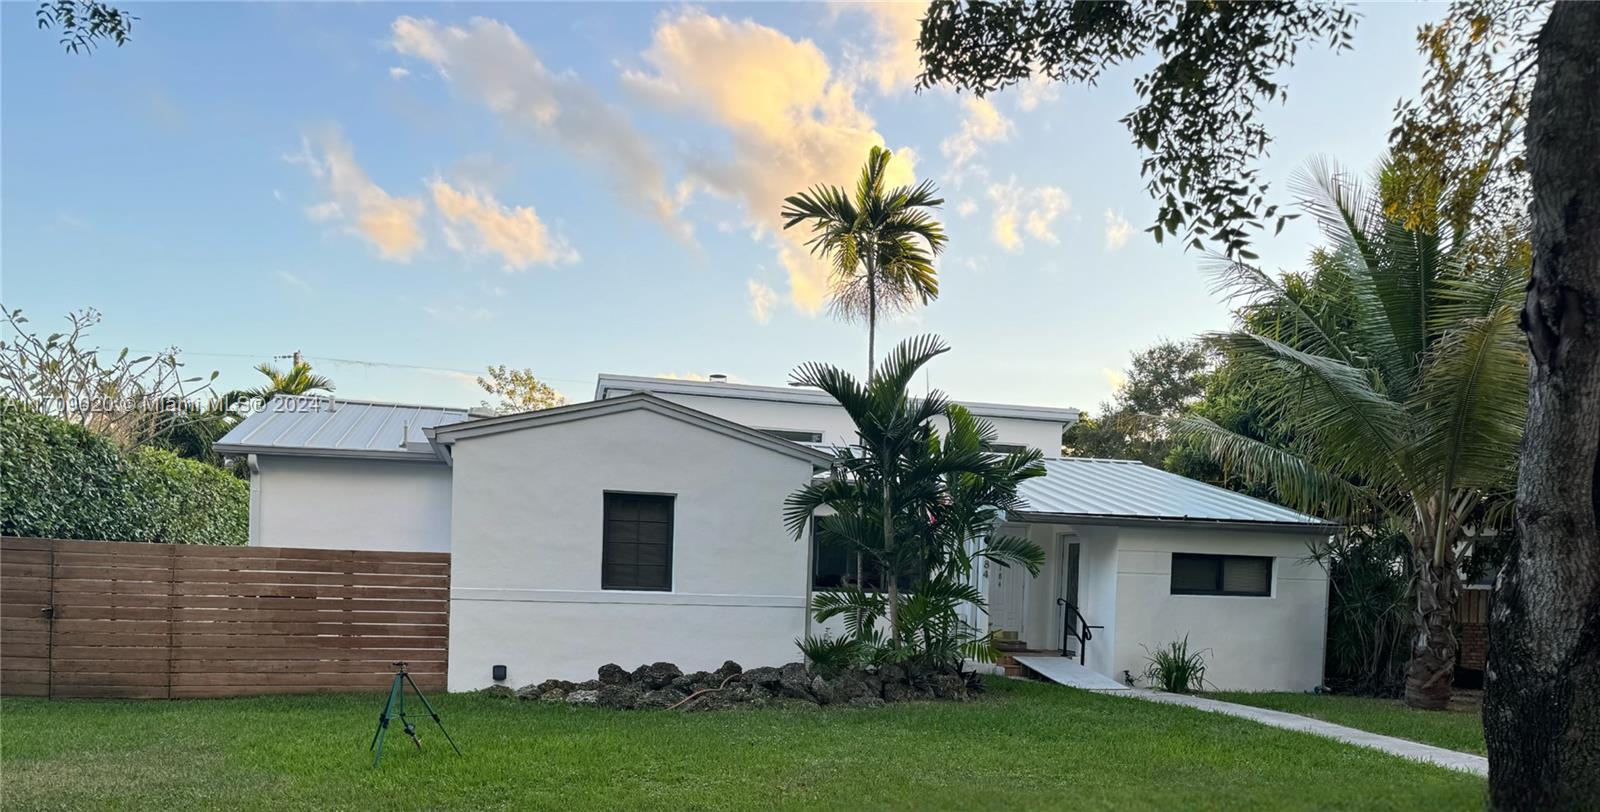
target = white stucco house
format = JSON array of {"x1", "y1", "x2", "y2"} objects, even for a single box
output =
[{"x1": 214, "y1": 373, "x2": 1333, "y2": 693}]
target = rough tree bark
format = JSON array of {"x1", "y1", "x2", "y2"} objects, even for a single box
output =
[
  {"x1": 1485, "y1": 2, "x2": 1600, "y2": 808},
  {"x1": 1406, "y1": 535, "x2": 1460, "y2": 710}
]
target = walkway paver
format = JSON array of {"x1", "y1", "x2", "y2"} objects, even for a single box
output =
[{"x1": 1123, "y1": 689, "x2": 1488, "y2": 777}]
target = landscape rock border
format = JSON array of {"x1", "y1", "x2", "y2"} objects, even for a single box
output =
[{"x1": 480, "y1": 659, "x2": 982, "y2": 710}]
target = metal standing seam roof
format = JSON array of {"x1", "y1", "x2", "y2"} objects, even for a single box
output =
[
  {"x1": 1015, "y1": 458, "x2": 1332, "y2": 530},
  {"x1": 211, "y1": 395, "x2": 472, "y2": 461}
]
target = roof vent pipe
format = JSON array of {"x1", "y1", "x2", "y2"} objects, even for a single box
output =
[{"x1": 709, "y1": 373, "x2": 728, "y2": 383}]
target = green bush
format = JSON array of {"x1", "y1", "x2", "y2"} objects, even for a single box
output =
[
  {"x1": 1, "y1": 401, "x2": 246, "y2": 544},
  {"x1": 1143, "y1": 636, "x2": 1211, "y2": 693}
]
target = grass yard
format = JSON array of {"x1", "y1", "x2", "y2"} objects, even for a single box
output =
[
  {"x1": 1206, "y1": 691, "x2": 1487, "y2": 755},
  {"x1": 0, "y1": 678, "x2": 1482, "y2": 811}
]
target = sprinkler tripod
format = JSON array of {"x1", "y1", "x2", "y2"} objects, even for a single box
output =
[{"x1": 369, "y1": 661, "x2": 460, "y2": 767}]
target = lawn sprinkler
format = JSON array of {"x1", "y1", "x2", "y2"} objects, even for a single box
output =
[{"x1": 369, "y1": 661, "x2": 461, "y2": 767}]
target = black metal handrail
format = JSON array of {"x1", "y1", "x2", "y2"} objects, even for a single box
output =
[{"x1": 1055, "y1": 598, "x2": 1105, "y2": 668}]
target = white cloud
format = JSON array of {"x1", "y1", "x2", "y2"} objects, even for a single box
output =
[
  {"x1": 1015, "y1": 76, "x2": 1060, "y2": 112},
  {"x1": 623, "y1": 8, "x2": 918, "y2": 314},
  {"x1": 956, "y1": 199, "x2": 977, "y2": 217},
  {"x1": 275, "y1": 270, "x2": 312, "y2": 292},
  {"x1": 747, "y1": 279, "x2": 778, "y2": 324},
  {"x1": 1101, "y1": 367, "x2": 1128, "y2": 393},
  {"x1": 389, "y1": 66, "x2": 410, "y2": 80},
  {"x1": 430, "y1": 179, "x2": 577, "y2": 270},
  {"x1": 986, "y1": 179, "x2": 1070, "y2": 252},
  {"x1": 835, "y1": 1, "x2": 927, "y2": 95},
  {"x1": 390, "y1": 16, "x2": 692, "y2": 242},
  {"x1": 940, "y1": 96, "x2": 1012, "y2": 170},
  {"x1": 1104, "y1": 209, "x2": 1134, "y2": 251},
  {"x1": 289, "y1": 128, "x2": 425, "y2": 261}
]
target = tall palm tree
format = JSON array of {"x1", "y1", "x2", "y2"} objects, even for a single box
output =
[
  {"x1": 1168, "y1": 159, "x2": 1527, "y2": 709},
  {"x1": 782, "y1": 146, "x2": 947, "y2": 378}
]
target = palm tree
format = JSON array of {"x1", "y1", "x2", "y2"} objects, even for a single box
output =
[
  {"x1": 1168, "y1": 159, "x2": 1527, "y2": 709},
  {"x1": 244, "y1": 359, "x2": 334, "y2": 402},
  {"x1": 782, "y1": 146, "x2": 947, "y2": 378},
  {"x1": 784, "y1": 335, "x2": 1044, "y2": 658}
]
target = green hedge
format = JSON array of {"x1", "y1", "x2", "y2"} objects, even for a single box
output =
[{"x1": 1, "y1": 401, "x2": 247, "y2": 545}]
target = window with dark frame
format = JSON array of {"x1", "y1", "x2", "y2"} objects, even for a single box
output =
[
  {"x1": 810, "y1": 516, "x2": 913, "y2": 592},
  {"x1": 1170, "y1": 553, "x2": 1273, "y2": 597},
  {"x1": 602, "y1": 492, "x2": 674, "y2": 591},
  {"x1": 984, "y1": 442, "x2": 1030, "y2": 455}
]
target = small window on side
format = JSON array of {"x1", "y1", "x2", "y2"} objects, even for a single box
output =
[{"x1": 1170, "y1": 553, "x2": 1272, "y2": 597}]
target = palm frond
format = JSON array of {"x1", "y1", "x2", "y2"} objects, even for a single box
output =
[
  {"x1": 1206, "y1": 257, "x2": 1359, "y2": 368},
  {"x1": 1211, "y1": 331, "x2": 1412, "y2": 485},
  {"x1": 1292, "y1": 157, "x2": 1380, "y2": 266},
  {"x1": 873, "y1": 334, "x2": 950, "y2": 398},
  {"x1": 1158, "y1": 413, "x2": 1377, "y2": 522},
  {"x1": 810, "y1": 587, "x2": 886, "y2": 639},
  {"x1": 1412, "y1": 303, "x2": 1526, "y2": 496},
  {"x1": 977, "y1": 533, "x2": 1046, "y2": 577}
]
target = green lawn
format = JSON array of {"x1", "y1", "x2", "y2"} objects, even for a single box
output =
[
  {"x1": 0, "y1": 678, "x2": 1482, "y2": 810},
  {"x1": 1206, "y1": 691, "x2": 1486, "y2": 755}
]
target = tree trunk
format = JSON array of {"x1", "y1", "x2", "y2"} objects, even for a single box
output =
[
  {"x1": 866, "y1": 253, "x2": 878, "y2": 380},
  {"x1": 884, "y1": 476, "x2": 899, "y2": 640},
  {"x1": 1487, "y1": 3, "x2": 1600, "y2": 807},
  {"x1": 1405, "y1": 533, "x2": 1460, "y2": 710}
]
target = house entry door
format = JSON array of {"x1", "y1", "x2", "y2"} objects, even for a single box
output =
[
  {"x1": 987, "y1": 525, "x2": 1028, "y2": 642},
  {"x1": 1058, "y1": 535, "x2": 1082, "y2": 652}
]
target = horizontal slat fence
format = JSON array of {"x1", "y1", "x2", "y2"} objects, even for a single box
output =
[
  {"x1": 0, "y1": 539, "x2": 52, "y2": 696},
  {"x1": 0, "y1": 537, "x2": 449, "y2": 699}
]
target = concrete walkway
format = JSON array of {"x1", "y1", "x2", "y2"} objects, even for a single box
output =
[
  {"x1": 1013, "y1": 655, "x2": 1131, "y2": 692},
  {"x1": 1123, "y1": 690, "x2": 1488, "y2": 777}
]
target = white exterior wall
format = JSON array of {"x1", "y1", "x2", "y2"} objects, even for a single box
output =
[
  {"x1": 1110, "y1": 526, "x2": 1329, "y2": 691},
  {"x1": 446, "y1": 407, "x2": 817, "y2": 691},
  {"x1": 1071, "y1": 525, "x2": 1121, "y2": 671},
  {"x1": 250, "y1": 456, "x2": 451, "y2": 552},
  {"x1": 640, "y1": 391, "x2": 1066, "y2": 457}
]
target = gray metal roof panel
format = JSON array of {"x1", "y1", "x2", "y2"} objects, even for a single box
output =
[
  {"x1": 1016, "y1": 458, "x2": 1331, "y2": 529},
  {"x1": 213, "y1": 396, "x2": 471, "y2": 460}
]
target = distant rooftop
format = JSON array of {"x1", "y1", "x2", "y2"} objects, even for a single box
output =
[
  {"x1": 1015, "y1": 458, "x2": 1333, "y2": 531},
  {"x1": 213, "y1": 395, "x2": 472, "y2": 462},
  {"x1": 594, "y1": 373, "x2": 1081, "y2": 424}
]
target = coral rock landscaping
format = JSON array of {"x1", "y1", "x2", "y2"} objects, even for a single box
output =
[{"x1": 481, "y1": 660, "x2": 982, "y2": 710}]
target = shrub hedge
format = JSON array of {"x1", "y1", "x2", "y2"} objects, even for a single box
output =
[{"x1": 1, "y1": 401, "x2": 247, "y2": 545}]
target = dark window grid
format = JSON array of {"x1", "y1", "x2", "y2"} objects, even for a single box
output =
[
  {"x1": 603, "y1": 493, "x2": 674, "y2": 591},
  {"x1": 1170, "y1": 553, "x2": 1272, "y2": 597}
]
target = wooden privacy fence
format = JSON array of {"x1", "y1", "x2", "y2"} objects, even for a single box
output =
[
  {"x1": 1455, "y1": 587, "x2": 1492, "y2": 671},
  {"x1": 0, "y1": 537, "x2": 449, "y2": 698}
]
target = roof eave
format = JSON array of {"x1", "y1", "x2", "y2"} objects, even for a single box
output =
[
  {"x1": 211, "y1": 444, "x2": 446, "y2": 464},
  {"x1": 594, "y1": 374, "x2": 1080, "y2": 424},
  {"x1": 1008, "y1": 510, "x2": 1339, "y2": 534},
  {"x1": 431, "y1": 393, "x2": 836, "y2": 467}
]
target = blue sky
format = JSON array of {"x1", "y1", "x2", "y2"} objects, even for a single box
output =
[{"x1": 1, "y1": 2, "x2": 1442, "y2": 411}]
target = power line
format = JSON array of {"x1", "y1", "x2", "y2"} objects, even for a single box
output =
[{"x1": 132, "y1": 348, "x2": 595, "y2": 388}]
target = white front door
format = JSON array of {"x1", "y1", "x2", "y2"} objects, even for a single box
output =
[{"x1": 987, "y1": 525, "x2": 1028, "y2": 640}]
